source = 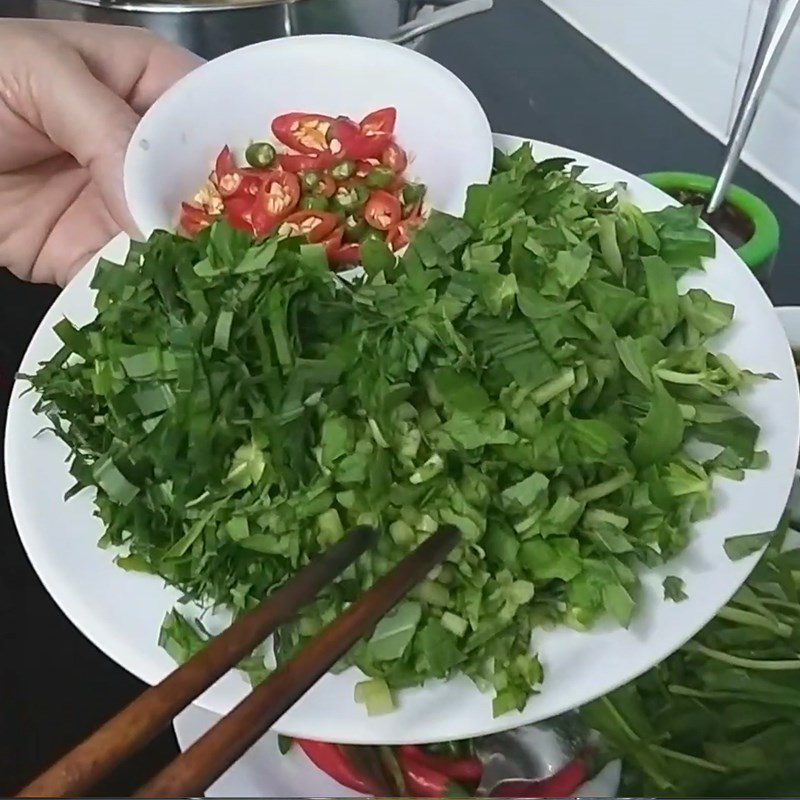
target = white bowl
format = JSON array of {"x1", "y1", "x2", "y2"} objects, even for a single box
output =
[
  {"x1": 124, "y1": 35, "x2": 493, "y2": 236},
  {"x1": 776, "y1": 306, "x2": 800, "y2": 348}
]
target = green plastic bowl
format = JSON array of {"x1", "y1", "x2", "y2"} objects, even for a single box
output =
[{"x1": 642, "y1": 172, "x2": 780, "y2": 280}]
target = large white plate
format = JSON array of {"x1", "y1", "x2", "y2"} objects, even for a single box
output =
[{"x1": 6, "y1": 135, "x2": 799, "y2": 744}]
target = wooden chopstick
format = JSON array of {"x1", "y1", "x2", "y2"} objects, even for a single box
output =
[
  {"x1": 18, "y1": 526, "x2": 379, "y2": 799},
  {"x1": 134, "y1": 525, "x2": 460, "y2": 798}
]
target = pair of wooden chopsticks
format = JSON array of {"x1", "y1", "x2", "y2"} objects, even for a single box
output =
[{"x1": 19, "y1": 525, "x2": 460, "y2": 798}]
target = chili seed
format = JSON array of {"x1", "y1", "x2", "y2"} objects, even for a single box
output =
[
  {"x1": 331, "y1": 160, "x2": 356, "y2": 180},
  {"x1": 300, "y1": 171, "x2": 321, "y2": 193}
]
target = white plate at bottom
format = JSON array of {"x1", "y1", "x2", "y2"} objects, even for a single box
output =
[{"x1": 5, "y1": 133, "x2": 799, "y2": 744}]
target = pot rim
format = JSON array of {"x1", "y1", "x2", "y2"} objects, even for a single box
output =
[
  {"x1": 50, "y1": 0, "x2": 304, "y2": 12},
  {"x1": 642, "y1": 171, "x2": 780, "y2": 272}
]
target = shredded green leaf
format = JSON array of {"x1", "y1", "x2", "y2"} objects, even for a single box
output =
[{"x1": 27, "y1": 144, "x2": 766, "y2": 716}]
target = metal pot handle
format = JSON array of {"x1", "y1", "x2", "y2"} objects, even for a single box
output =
[{"x1": 388, "y1": 0, "x2": 493, "y2": 45}]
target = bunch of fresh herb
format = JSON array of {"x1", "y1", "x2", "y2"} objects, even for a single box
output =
[
  {"x1": 28, "y1": 144, "x2": 765, "y2": 715},
  {"x1": 583, "y1": 521, "x2": 800, "y2": 796}
]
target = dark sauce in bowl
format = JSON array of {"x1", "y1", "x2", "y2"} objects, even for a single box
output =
[{"x1": 673, "y1": 190, "x2": 755, "y2": 250}]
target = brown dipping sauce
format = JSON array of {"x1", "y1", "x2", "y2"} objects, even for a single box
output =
[{"x1": 673, "y1": 190, "x2": 755, "y2": 250}]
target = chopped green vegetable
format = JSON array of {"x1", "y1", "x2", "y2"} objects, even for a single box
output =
[
  {"x1": 27, "y1": 144, "x2": 764, "y2": 718},
  {"x1": 245, "y1": 141, "x2": 276, "y2": 169},
  {"x1": 355, "y1": 678, "x2": 395, "y2": 716},
  {"x1": 662, "y1": 575, "x2": 688, "y2": 602},
  {"x1": 300, "y1": 196, "x2": 329, "y2": 212},
  {"x1": 724, "y1": 530, "x2": 773, "y2": 560}
]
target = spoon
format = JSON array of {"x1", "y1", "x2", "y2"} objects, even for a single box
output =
[
  {"x1": 475, "y1": 713, "x2": 587, "y2": 796},
  {"x1": 707, "y1": 0, "x2": 800, "y2": 214}
]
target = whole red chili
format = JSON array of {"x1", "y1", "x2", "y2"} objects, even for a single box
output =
[
  {"x1": 396, "y1": 747, "x2": 467, "y2": 797},
  {"x1": 398, "y1": 745, "x2": 482, "y2": 788},
  {"x1": 295, "y1": 739, "x2": 383, "y2": 796}
]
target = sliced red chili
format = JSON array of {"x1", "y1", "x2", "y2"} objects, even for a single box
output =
[
  {"x1": 280, "y1": 210, "x2": 339, "y2": 244},
  {"x1": 271, "y1": 112, "x2": 334, "y2": 155},
  {"x1": 249, "y1": 171, "x2": 300, "y2": 238},
  {"x1": 178, "y1": 202, "x2": 213, "y2": 237},
  {"x1": 211, "y1": 146, "x2": 246, "y2": 198},
  {"x1": 360, "y1": 107, "x2": 397, "y2": 137},
  {"x1": 381, "y1": 142, "x2": 408, "y2": 173},
  {"x1": 214, "y1": 145, "x2": 236, "y2": 180},
  {"x1": 387, "y1": 203, "x2": 423, "y2": 251},
  {"x1": 277, "y1": 151, "x2": 337, "y2": 174},
  {"x1": 329, "y1": 116, "x2": 390, "y2": 160},
  {"x1": 365, "y1": 190, "x2": 402, "y2": 231},
  {"x1": 223, "y1": 196, "x2": 256, "y2": 234},
  {"x1": 233, "y1": 171, "x2": 266, "y2": 199},
  {"x1": 321, "y1": 226, "x2": 344, "y2": 260},
  {"x1": 315, "y1": 174, "x2": 337, "y2": 198},
  {"x1": 328, "y1": 240, "x2": 361, "y2": 267},
  {"x1": 258, "y1": 171, "x2": 301, "y2": 219}
]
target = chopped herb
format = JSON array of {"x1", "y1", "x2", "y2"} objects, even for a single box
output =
[{"x1": 27, "y1": 144, "x2": 765, "y2": 717}]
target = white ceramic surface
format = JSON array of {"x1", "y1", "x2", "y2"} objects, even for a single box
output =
[
  {"x1": 6, "y1": 134, "x2": 799, "y2": 745},
  {"x1": 124, "y1": 35, "x2": 493, "y2": 236},
  {"x1": 776, "y1": 306, "x2": 800, "y2": 348}
]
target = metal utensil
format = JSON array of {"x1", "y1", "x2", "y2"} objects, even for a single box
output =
[
  {"x1": 475, "y1": 714, "x2": 586, "y2": 796},
  {"x1": 707, "y1": 0, "x2": 800, "y2": 213},
  {"x1": 389, "y1": 0, "x2": 491, "y2": 44},
  {"x1": 30, "y1": 0, "x2": 493, "y2": 59}
]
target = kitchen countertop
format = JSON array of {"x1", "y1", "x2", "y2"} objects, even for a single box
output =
[{"x1": 2, "y1": 0, "x2": 799, "y2": 794}]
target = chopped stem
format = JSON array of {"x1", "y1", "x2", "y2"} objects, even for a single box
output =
[
  {"x1": 654, "y1": 368, "x2": 703, "y2": 385},
  {"x1": 531, "y1": 369, "x2": 575, "y2": 405},
  {"x1": 575, "y1": 471, "x2": 632, "y2": 503}
]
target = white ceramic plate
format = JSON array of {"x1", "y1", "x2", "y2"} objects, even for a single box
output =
[
  {"x1": 124, "y1": 34, "x2": 493, "y2": 236},
  {"x1": 6, "y1": 135, "x2": 799, "y2": 744}
]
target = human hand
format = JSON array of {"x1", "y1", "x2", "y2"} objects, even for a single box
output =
[{"x1": 0, "y1": 19, "x2": 202, "y2": 285}]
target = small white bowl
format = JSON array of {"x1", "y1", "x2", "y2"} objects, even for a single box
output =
[
  {"x1": 124, "y1": 35, "x2": 493, "y2": 237},
  {"x1": 776, "y1": 306, "x2": 800, "y2": 348}
]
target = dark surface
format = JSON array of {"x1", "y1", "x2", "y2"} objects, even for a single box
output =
[{"x1": 2, "y1": 0, "x2": 799, "y2": 794}]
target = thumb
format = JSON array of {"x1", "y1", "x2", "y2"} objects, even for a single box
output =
[{"x1": 30, "y1": 42, "x2": 141, "y2": 236}]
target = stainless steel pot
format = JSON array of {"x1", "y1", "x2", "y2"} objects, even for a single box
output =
[{"x1": 30, "y1": 0, "x2": 492, "y2": 59}]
